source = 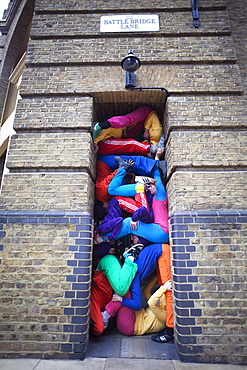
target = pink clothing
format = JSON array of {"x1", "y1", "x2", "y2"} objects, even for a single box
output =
[
  {"x1": 105, "y1": 291, "x2": 135, "y2": 336},
  {"x1": 152, "y1": 196, "x2": 169, "y2": 234},
  {"x1": 108, "y1": 105, "x2": 153, "y2": 129}
]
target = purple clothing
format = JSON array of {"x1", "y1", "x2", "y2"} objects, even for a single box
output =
[{"x1": 98, "y1": 198, "x2": 154, "y2": 242}]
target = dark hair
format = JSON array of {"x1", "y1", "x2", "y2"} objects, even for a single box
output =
[{"x1": 94, "y1": 199, "x2": 107, "y2": 222}]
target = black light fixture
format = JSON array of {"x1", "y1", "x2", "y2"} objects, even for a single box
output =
[
  {"x1": 121, "y1": 49, "x2": 169, "y2": 96},
  {"x1": 121, "y1": 49, "x2": 141, "y2": 88}
]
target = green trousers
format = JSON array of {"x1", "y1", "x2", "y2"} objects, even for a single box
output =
[{"x1": 98, "y1": 255, "x2": 138, "y2": 296}]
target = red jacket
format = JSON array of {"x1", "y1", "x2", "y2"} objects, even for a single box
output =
[{"x1": 90, "y1": 270, "x2": 113, "y2": 336}]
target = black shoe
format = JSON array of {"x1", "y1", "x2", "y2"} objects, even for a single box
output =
[
  {"x1": 151, "y1": 332, "x2": 174, "y2": 343},
  {"x1": 114, "y1": 156, "x2": 134, "y2": 170},
  {"x1": 123, "y1": 243, "x2": 144, "y2": 260}
]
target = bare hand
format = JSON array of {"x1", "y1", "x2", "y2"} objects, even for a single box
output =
[
  {"x1": 130, "y1": 220, "x2": 139, "y2": 230},
  {"x1": 112, "y1": 294, "x2": 123, "y2": 302},
  {"x1": 163, "y1": 280, "x2": 172, "y2": 291}
]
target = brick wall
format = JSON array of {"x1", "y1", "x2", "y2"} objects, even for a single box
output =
[{"x1": 0, "y1": 0, "x2": 246, "y2": 364}]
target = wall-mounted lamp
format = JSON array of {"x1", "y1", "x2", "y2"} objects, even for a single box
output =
[
  {"x1": 121, "y1": 49, "x2": 141, "y2": 88},
  {"x1": 121, "y1": 49, "x2": 169, "y2": 96}
]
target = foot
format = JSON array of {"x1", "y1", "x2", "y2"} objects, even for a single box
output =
[
  {"x1": 101, "y1": 310, "x2": 111, "y2": 329},
  {"x1": 151, "y1": 332, "x2": 174, "y2": 343},
  {"x1": 123, "y1": 243, "x2": 144, "y2": 260},
  {"x1": 114, "y1": 156, "x2": 134, "y2": 170},
  {"x1": 92, "y1": 122, "x2": 102, "y2": 140},
  {"x1": 135, "y1": 176, "x2": 156, "y2": 185}
]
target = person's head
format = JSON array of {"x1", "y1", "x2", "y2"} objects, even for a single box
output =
[
  {"x1": 146, "y1": 183, "x2": 156, "y2": 195},
  {"x1": 108, "y1": 247, "x2": 116, "y2": 255},
  {"x1": 132, "y1": 235, "x2": 150, "y2": 247},
  {"x1": 94, "y1": 200, "x2": 109, "y2": 222}
]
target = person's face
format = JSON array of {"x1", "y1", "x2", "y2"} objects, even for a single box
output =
[
  {"x1": 109, "y1": 248, "x2": 116, "y2": 255},
  {"x1": 148, "y1": 184, "x2": 156, "y2": 195},
  {"x1": 132, "y1": 235, "x2": 140, "y2": 244}
]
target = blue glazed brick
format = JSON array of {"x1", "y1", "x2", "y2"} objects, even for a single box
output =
[
  {"x1": 61, "y1": 343, "x2": 73, "y2": 352},
  {"x1": 0, "y1": 231, "x2": 6, "y2": 237},
  {"x1": 177, "y1": 334, "x2": 196, "y2": 344},
  {"x1": 188, "y1": 276, "x2": 198, "y2": 283},
  {"x1": 171, "y1": 231, "x2": 185, "y2": 238},
  {"x1": 170, "y1": 217, "x2": 183, "y2": 224},
  {"x1": 0, "y1": 245, "x2": 4, "y2": 251},
  {"x1": 71, "y1": 299, "x2": 88, "y2": 307},
  {"x1": 76, "y1": 291, "x2": 89, "y2": 299},
  {"x1": 186, "y1": 246, "x2": 196, "y2": 252},
  {"x1": 191, "y1": 309, "x2": 202, "y2": 316},
  {"x1": 171, "y1": 225, "x2": 188, "y2": 231},
  {"x1": 72, "y1": 283, "x2": 88, "y2": 290},
  {"x1": 75, "y1": 325, "x2": 85, "y2": 333},
  {"x1": 29, "y1": 218, "x2": 38, "y2": 223},
  {"x1": 184, "y1": 217, "x2": 194, "y2": 223},
  {"x1": 66, "y1": 275, "x2": 76, "y2": 282},
  {"x1": 173, "y1": 253, "x2": 191, "y2": 260},
  {"x1": 174, "y1": 268, "x2": 192, "y2": 275},
  {"x1": 78, "y1": 260, "x2": 91, "y2": 267},
  {"x1": 175, "y1": 283, "x2": 193, "y2": 291},
  {"x1": 174, "y1": 291, "x2": 188, "y2": 299},
  {"x1": 173, "y1": 260, "x2": 186, "y2": 267},
  {"x1": 39, "y1": 218, "x2": 49, "y2": 223},
  {"x1": 189, "y1": 292, "x2": 200, "y2": 299},
  {"x1": 0, "y1": 218, "x2": 7, "y2": 223},
  {"x1": 68, "y1": 245, "x2": 78, "y2": 252},
  {"x1": 172, "y1": 245, "x2": 185, "y2": 253},
  {"x1": 173, "y1": 238, "x2": 190, "y2": 245},
  {"x1": 177, "y1": 317, "x2": 195, "y2": 326},
  {"x1": 74, "y1": 253, "x2": 90, "y2": 259},
  {"x1": 80, "y1": 225, "x2": 92, "y2": 232},
  {"x1": 65, "y1": 291, "x2": 75, "y2": 298},
  {"x1": 9, "y1": 217, "x2": 29, "y2": 223},
  {"x1": 173, "y1": 275, "x2": 187, "y2": 283},
  {"x1": 69, "y1": 353, "x2": 84, "y2": 360},
  {"x1": 64, "y1": 308, "x2": 75, "y2": 315},
  {"x1": 0, "y1": 224, "x2": 3, "y2": 229},
  {"x1": 71, "y1": 316, "x2": 85, "y2": 324},
  {"x1": 176, "y1": 300, "x2": 194, "y2": 308},
  {"x1": 187, "y1": 261, "x2": 197, "y2": 267},
  {"x1": 69, "y1": 232, "x2": 79, "y2": 237},
  {"x1": 70, "y1": 218, "x2": 80, "y2": 224},
  {"x1": 49, "y1": 217, "x2": 68, "y2": 223},
  {"x1": 69, "y1": 334, "x2": 85, "y2": 342},
  {"x1": 73, "y1": 268, "x2": 88, "y2": 275},
  {"x1": 176, "y1": 324, "x2": 191, "y2": 335},
  {"x1": 172, "y1": 246, "x2": 185, "y2": 253},
  {"x1": 78, "y1": 271, "x2": 90, "y2": 280},
  {"x1": 63, "y1": 325, "x2": 74, "y2": 332},
  {"x1": 75, "y1": 235, "x2": 91, "y2": 243},
  {"x1": 175, "y1": 307, "x2": 189, "y2": 316},
  {"x1": 195, "y1": 217, "x2": 216, "y2": 224},
  {"x1": 74, "y1": 344, "x2": 84, "y2": 352},
  {"x1": 78, "y1": 245, "x2": 91, "y2": 252},
  {"x1": 185, "y1": 232, "x2": 195, "y2": 237},
  {"x1": 75, "y1": 307, "x2": 88, "y2": 315},
  {"x1": 80, "y1": 217, "x2": 92, "y2": 223},
  {"x1": 192, "y1": 327, "x2": 202, "y2": 334},
  {"x1": 238, "y1": 216, "x2": 247, "y2": 223},
  {"x1": 67, "y1": 260, "x2": 77, "y2": 266}
]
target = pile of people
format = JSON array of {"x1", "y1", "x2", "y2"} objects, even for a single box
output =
[{"x1": 90, "y1": 105, "x2": 174, "y2": 344}]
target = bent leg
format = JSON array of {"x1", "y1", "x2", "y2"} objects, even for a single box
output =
[
  {"x1": 98, "y1": 138, "x2": 151, "y2": 156},
  {"x1": 156, "y1": 243, "x2": 173, "y2": 328},
  {"x1": 98, "y1": 254, "x2": 138, "y2": 296}
]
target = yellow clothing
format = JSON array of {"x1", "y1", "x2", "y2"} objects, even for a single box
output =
[
  {"x1": 133, "y1": 276, "x2": 167, "y2": 335},
  {"x1": 94, "y1": 127, "x2": 123, "y2": 144},
  {"x1": 144, "y1": 111, "x2": 162, "y2": 145}
]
